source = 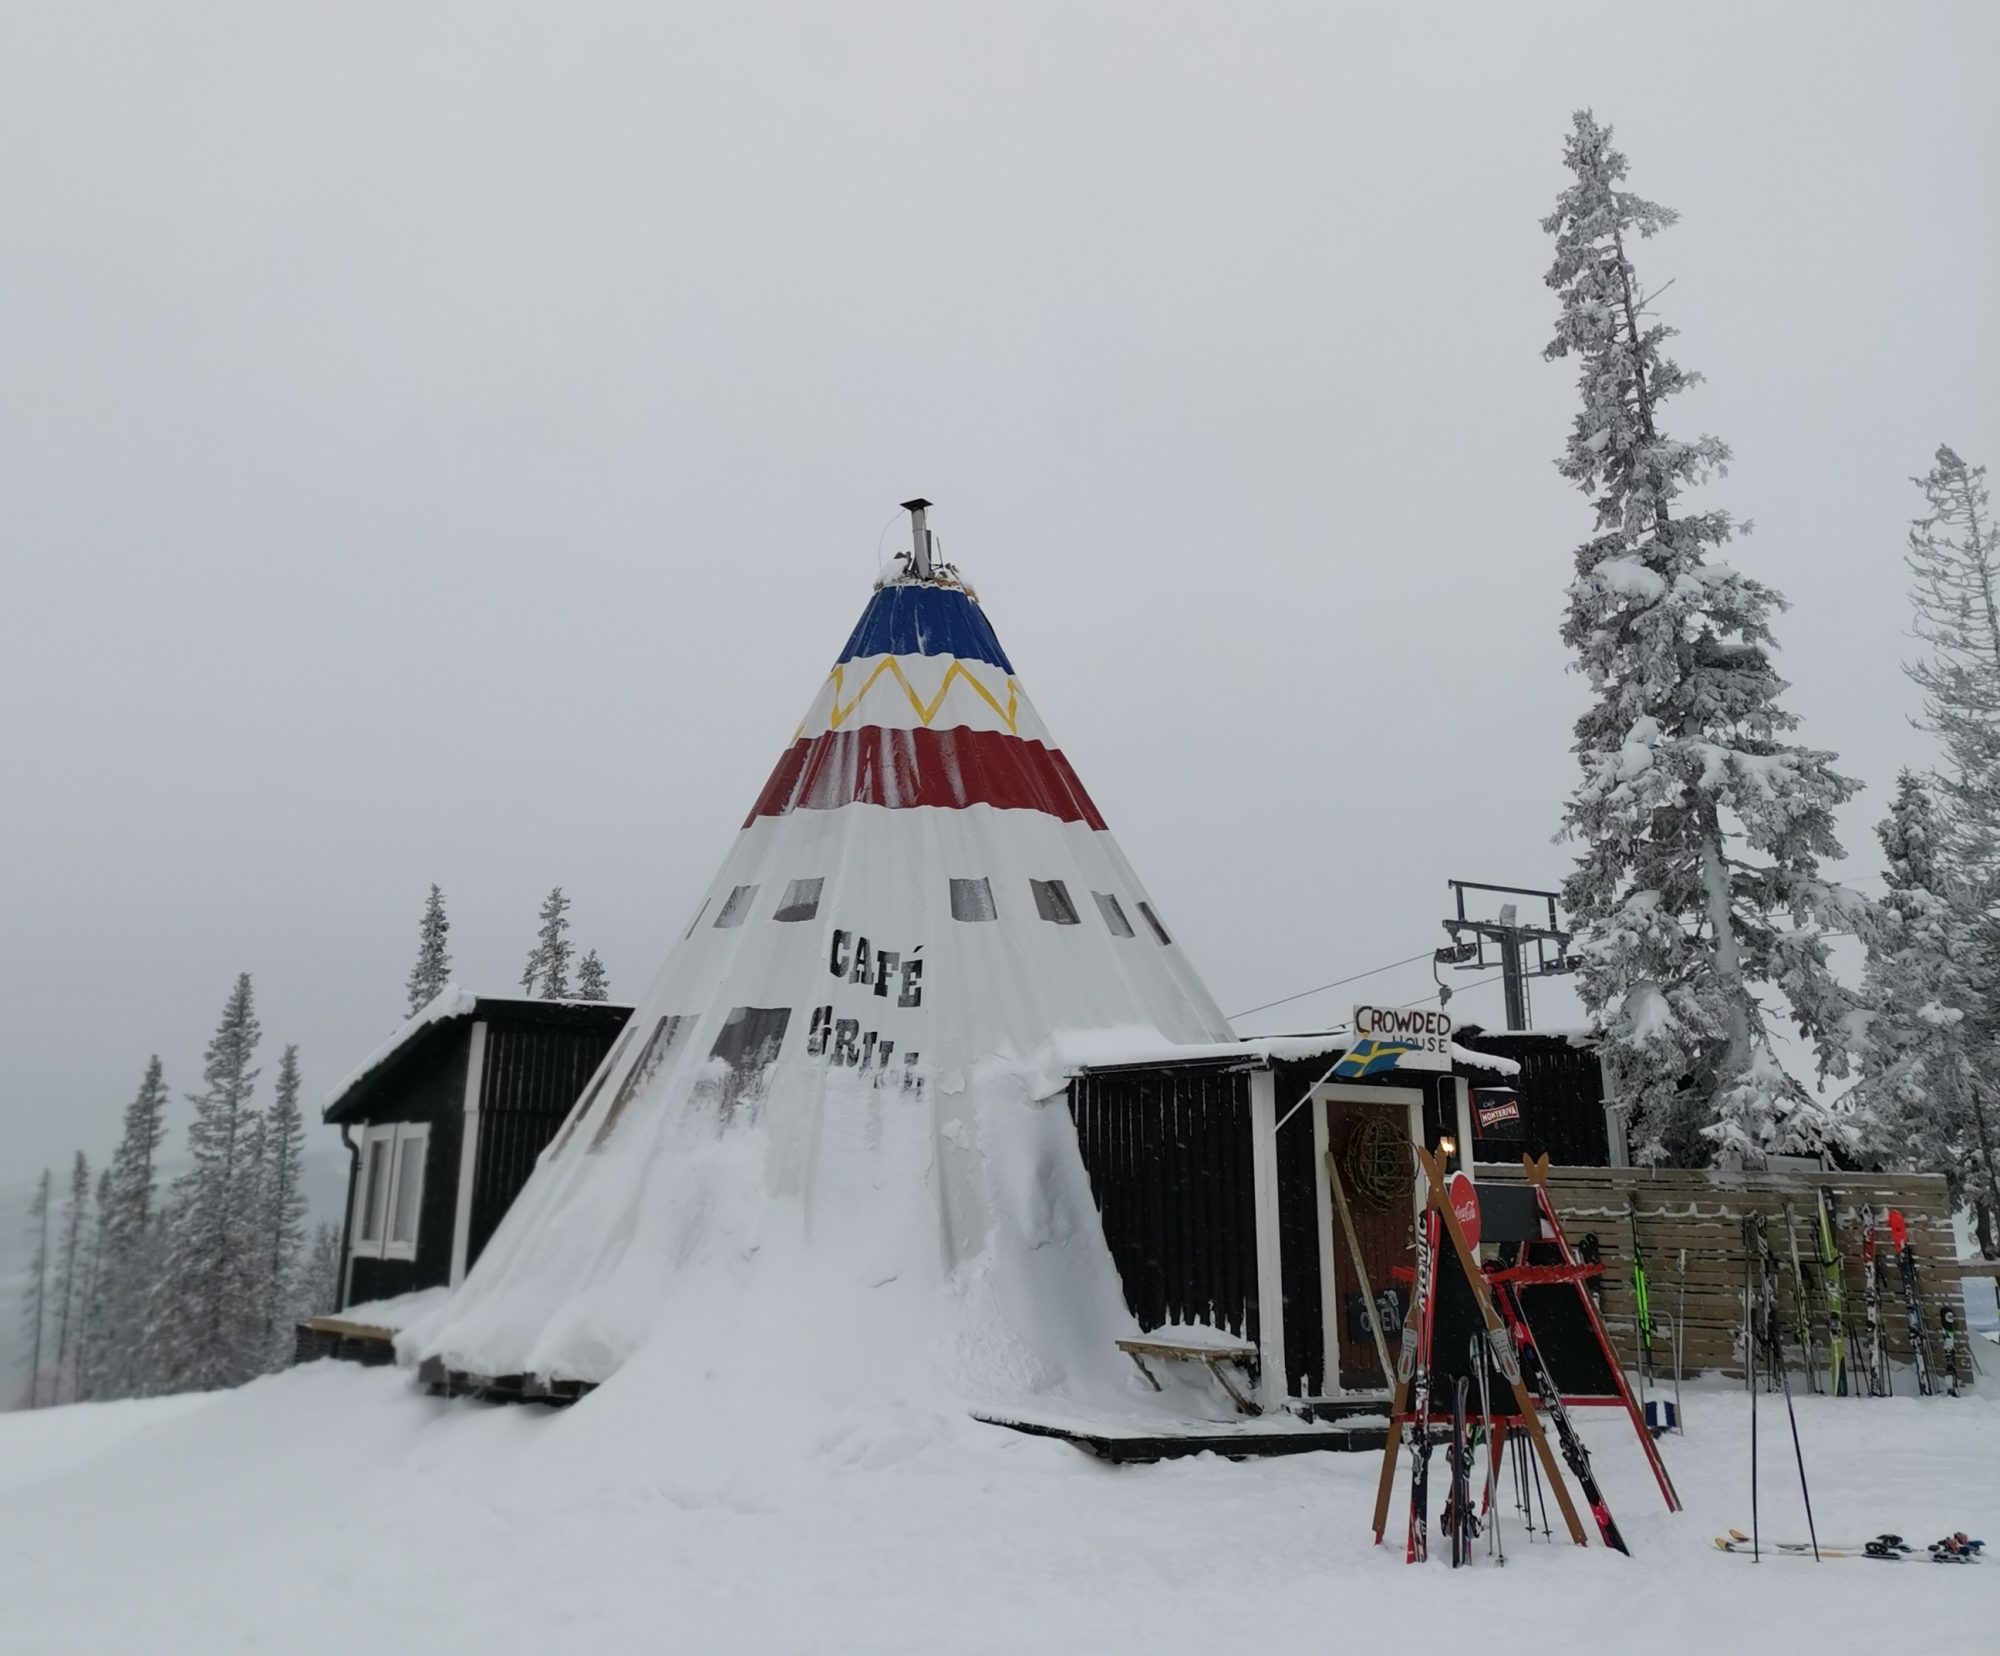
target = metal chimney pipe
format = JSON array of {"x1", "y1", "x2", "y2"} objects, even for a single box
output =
[{"x1": 900, "y1": 497, "x2": 933, "y2": 579}]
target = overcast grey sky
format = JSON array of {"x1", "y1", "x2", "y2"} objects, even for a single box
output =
[{"x1": 3, "y1": 2, "x2": 1996, "y2": 1188}]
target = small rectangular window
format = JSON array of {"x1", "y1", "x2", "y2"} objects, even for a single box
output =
[
  {"x1": 1094, "y1": 891, "x2": 1134, "y2": 938},
  {"x1": 1031, "y1": 879, "x2": 1080, "y2": 925},
  {"x1": 949, "y1": 877, "x2": 997, "y2": 922},
  {"x1": 1137, "y1": 901, "x2": 1172, "y2": 945},
  {"x1": 390, "y1": 1133, "x2": 426, "y2": 1246},
  {"x1": 713, "y1": 884, "x2": 760, "y2": 928},
  {"x1": 706, "y1": 1006, "x2": 793, "y2": 1118},
  {"x1": 359, "y1": 1139, "x2": 390, "y2": 1243},
  {"x1": 773, "y1": 877, "x2": 824, "y2": 922}
]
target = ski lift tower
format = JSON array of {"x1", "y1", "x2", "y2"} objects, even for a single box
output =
[{"x1": 1435, "y1": 880, "x2": 1581, "y2": 1031}]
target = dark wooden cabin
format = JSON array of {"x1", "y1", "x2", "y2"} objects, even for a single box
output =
[
  {"x1": 1064, "y1": 1027, "x2": 1608, "y2": 1409},
  {"x1": 321, "y1": 992, "x2": 633, "y2": 1311}
]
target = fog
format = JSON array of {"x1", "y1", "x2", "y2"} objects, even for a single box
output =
[{"x1": 3, "y1": 2, "x2": 1994, "y2": 1205}]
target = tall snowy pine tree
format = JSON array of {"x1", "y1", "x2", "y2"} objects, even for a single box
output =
[
  {"x1": 303, "y1": 1221, "x2": 343, "y2": 1317},
  {"x1": 404, "y1": 883, "x2": 453, "y2": 1017},
  {"x1": 51, "y1": 1152, "x2": 91, "y2": 1404},
  {"x1": 1853, "y1": 773, "x2": 2000, "y2": 1246},
  {"x1": 1543, "y1": 111, "x2": 1863, "y2": 1166},
  {"x1": 155, "y1": 974, "x2": 267, "y2": 1391},
  {"x1": 1893, "y1": 445, "x2": 2000, "y2": 1250},
  {"x1": 521, "y1": 887, "x2": 573, "y2": 999},
  {"x1": 95, "y1": 1055, "x2": 171, "y2": 1398},
  {"x1": 255, "y1": 1044, "x2": 310, "y2": 1368},
  {"x1": 17, "y1": 1169, "x2": 52, "y2": 1408},
  {"x1": 1906, "y1": 446, "x2": 2000, "y2": 886},
  {"x1": 78, "y1": 1166, "x2": 114, "y2": 1401}
]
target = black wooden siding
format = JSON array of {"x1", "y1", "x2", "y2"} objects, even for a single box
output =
[
  {"x1": 467, "y1": 1016, "x2": 627, "y2": 1265},
  {"x1": 1269, "y1": 1059, "x2": 1330, "y2": 1396},
  {"x1": 1455, "y1": 1031, "x2": 1609, "y2": 1166},
  {"x1": 1067, "y1": 1068, "x2": 1260, "y2": 1352},
  {"x1": 346, "y1": 1032, "x2": 469, "y2": 1308},
  {"x1": 1064, "y1": 1044, "x2": 1612, "y2": 1402}
]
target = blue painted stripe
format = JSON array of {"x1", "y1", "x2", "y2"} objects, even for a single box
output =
[{"x1": 836, "y1": 583, "x2": 1015, "y2": 672}]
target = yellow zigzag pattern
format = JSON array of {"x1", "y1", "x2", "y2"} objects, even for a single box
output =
[{"x1": 818, "y1": 657, "x2": 1020, "y2": 735}]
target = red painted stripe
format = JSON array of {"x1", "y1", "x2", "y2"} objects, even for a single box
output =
[{"x1": 745, "y1": 725, "x2": 1108, "y2": 829}]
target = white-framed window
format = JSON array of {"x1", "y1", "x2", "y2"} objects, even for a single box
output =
[{"x1": 351, "y1": 1122, "x2": 430, "y2": 1262}]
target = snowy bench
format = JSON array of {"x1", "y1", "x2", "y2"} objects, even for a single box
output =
[{"x1": 1116, "y1": 1331, "x2": 1260, "y2": 1415}]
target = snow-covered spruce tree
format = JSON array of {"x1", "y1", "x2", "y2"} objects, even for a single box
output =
[
  {"x1": 17, "y1": 1168, "x2": 52, "y2": 1408},
  {"x1": 155, "y1": 974, "x2": 266, "y2": 1392},
  {"x1": 574, "y1": 948, "x2": 609, "y2": 1002},
  {"x1": 254, "y1": 1044, "x2": 310, "y2": 1368},
  {"x1": 1895, "y1": 448, "x2": 2000, "y2": 1250},
  {"x1": 1544, "y1": 110, "x2": 1863, "y2": 1167},
  {"x1": 404, "y1": 883, "x2": 452, "y2": 1017},
  {"x1": 95, "y1": 1056, "x2": 171, "y2": 1398},
  {"x1": 51, "y1": 1152, "x2": 90, "y2": 1404},
  {"x1": 1853, "y1": 773, "x2": 2000, "y2": 1248},
  {"x1": 522, "y1": 887, "x2": 573, "y2": 999},
  {"x1": 77, "y1": 1166, "x2": 114, "y2": 1401},
  {"x1": 237, "y1": 1103, "x2": 269, "y2": 1344},
  {"x1": 1906, "y1": 446, "x2": 2000, "y2": 887},
  {"x1": 303, "y1": 1221, "x2": 342, "y2": 1316}
]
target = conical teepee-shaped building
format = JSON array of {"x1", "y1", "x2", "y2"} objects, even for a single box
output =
[{"x1": 413, "y1": 505, "x2": 1234, "y2": 1390}]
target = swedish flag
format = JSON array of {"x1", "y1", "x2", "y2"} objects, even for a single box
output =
[{"x1": 1331, "y1": 1037, "x2": 1415, "y2": 1078}]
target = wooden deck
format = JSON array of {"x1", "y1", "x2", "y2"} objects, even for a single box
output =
[
  {"x1": 413, "y1": 1354, "x2": 597, "y2": 1405},
  {"x1": 292, "y1": 1315, "x2": 398, "y2": 1368},
  {"x1": 975, "y1": 1399, "x2": 1390, "y2": 1463}
]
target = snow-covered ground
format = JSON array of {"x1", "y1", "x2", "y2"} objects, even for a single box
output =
[{"x1": 2, "y1": 1365, "x2": 1994, "y2": 1655}]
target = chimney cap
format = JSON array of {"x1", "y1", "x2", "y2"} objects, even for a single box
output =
[{"x1": 900, "y1": 497, "x2": 932, "y2": 513}]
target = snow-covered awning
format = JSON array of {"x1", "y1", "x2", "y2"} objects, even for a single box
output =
[{"x1": 1037, "y1": 1025, "x2": 1522, "y2": 1087}]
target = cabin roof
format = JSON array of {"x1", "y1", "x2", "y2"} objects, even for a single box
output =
[
  {"x1": 1057, "y1": 1025, "x2": 1575, "y2": 1081},
  {"x1": 321, "y1": 987, "x2": 633, "y2": 1125}
]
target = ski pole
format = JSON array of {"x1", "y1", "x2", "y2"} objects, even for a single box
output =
[
  {"x1": 1768, "y1": 1255, "x2": 1821, "y2": 1561},
  {"x1": 1674, "y1": 1247, "x2": 1687, "y2": 1432},
  {"x1": 1744, "y1": 1216, "x2": 1761, "y2": 1562},
  {"x1": 1742, "y1": 1227, "x2": 1756, "y2": 1396},
  {"x1": 1471, "y1": 1332, "x2": 1503, "y2": 1566}
]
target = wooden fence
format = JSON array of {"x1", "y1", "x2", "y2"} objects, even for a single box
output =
[{"x1": 1480, "y1": 1164, "x2": 1980, "y2": 1389}]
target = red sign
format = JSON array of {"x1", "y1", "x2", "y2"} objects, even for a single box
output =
[{"x1": 1447, "y1": 1172, "x2": 1481, "y2": 1249}]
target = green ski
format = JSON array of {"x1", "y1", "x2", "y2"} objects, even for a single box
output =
[
  {"x1": 1629, "y1": 1194, "x2": 1654, "y2": 1406},
  {"x1": 1814, "y1": 1188, "x2": 1849, "y2": 1397}
]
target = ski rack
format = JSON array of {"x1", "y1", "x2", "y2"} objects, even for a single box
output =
[
  {"x1": 1369, "y1": 1147, "x2": 1589, "y2": 1552},
  {"x1": 1517, "y1": 1155, "x2": 1681, "y2": 1513}
]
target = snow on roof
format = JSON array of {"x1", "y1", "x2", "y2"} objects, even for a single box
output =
[
  {"x1": 319, "y1": 987, "x2": 634, "y2": 1118},
  {"x1": 1456, "y1": 1023, "x2": 1598, "y2": 1043},
  {"x1": 1039, "y1": 1025, "x2": 1346, "y2": 1082},
  {"x1": 320, "y1": 985, "x2": 479, "y2": 1116},
  {"x1": 1039, "y1": 1026, "x2": 1520, "y2": 1084},
  {"x1": 1450, "y1": 1042, "x2": 1521, "y2": 1077}
]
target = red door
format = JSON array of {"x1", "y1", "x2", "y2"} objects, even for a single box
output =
[{"x1": 1325, "y1": 1099, "x2": 1417, "y2": 1392}]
